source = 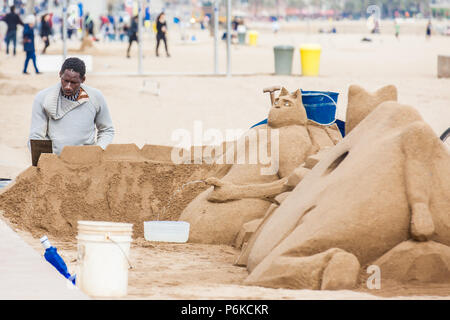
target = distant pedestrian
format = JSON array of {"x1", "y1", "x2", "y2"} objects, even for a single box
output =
[
  {"x1": 156, "y1": 12, "x2": 170, "y2": 57},
  {"x1": 394, "y1": 20, "x2": 400, "y2": 39},
  {"x1": 85, "y1": 12, "x2": 97, "y2": 41},
  {"x1": 426, "y1": 20, "x2": 432, "y2": 39},
  {"x1": 126, "y1": 15, "x2": 138, "y2": 58},
  {"x1": 1, "y1": 5, "x2": 24, "y2": 56},
  {"x1": 117, "y1": 16, "x2": 126, "y2": 42},
  {"x1": 40, "y1": 13, "x2": 52, "y2": 54},
  {"x1": 23, "y1": 15, "x2": 40, "y2": 75}
]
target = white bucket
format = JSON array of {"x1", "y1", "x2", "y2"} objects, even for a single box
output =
[
  {"x1": 144, "y1": 221, "x2": 190, "y2": 243},
  {"x1": 76, "y1": 220, "x2": 133, "y2": 297}
]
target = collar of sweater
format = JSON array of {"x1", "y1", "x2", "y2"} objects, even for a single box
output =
[{"x1": 43, "y1": 83, "x2": 90, "y2": 120}]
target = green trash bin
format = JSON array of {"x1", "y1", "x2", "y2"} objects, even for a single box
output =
[
  {"x1": 238, "y1": 32, "x2": 246, "y2": 44},
  {"x1": 274, "y1": 45, "x2": 294, "y2": 75}
]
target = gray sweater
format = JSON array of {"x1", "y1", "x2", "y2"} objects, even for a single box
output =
[{"x1": 29, "y1": 83, "x2": 114, "y2": 155}]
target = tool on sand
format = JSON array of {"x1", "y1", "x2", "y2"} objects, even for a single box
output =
[
  {"x1": 30, "y1": 139, "x2": 52, "y2": 166},
  {"x1": 263, "y1": 86, "x2": 281, "y2": 106},
  {"x1": 441, "y1": 127, "x2": 450, "y2": 149}
]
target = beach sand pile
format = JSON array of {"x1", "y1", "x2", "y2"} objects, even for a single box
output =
[{"x1": 0, "y1": 143, "x2": 228, "y2": 240}]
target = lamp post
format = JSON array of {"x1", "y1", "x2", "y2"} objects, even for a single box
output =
[
  {"x1": 226, "y1": 0, "x2": 231, "y2": 77},
  {"x1": 138, "y1": 0, "x2": 144, "y2": 75},
  {"x1": 214, "y1": 0, "x2": 219, "y2": 74},
  {"x1": 62, "y1": 0, "x2": 68, "y2": 60}
]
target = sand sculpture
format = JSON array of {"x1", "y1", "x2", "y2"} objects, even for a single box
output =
[
  {"x1": 236, "y1": 85, "x2": 450, "y2": 290},
  {"x1": 1, "y1": 82, "x2": 448, "y2": 291},
  {"x1": 179, "y1": 87, "x2": 343, "y2": 245},
  {"x1": 0, "y1": 144, "x2": 224, "y2": 239}
]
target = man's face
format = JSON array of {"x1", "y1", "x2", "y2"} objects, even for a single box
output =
[{"x1": 59, "y1": 69, "x2": 85, "y2": 96}]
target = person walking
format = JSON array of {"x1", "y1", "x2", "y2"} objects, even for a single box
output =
[
  {"x1": 84, "y1": 12, "x2": 97, "y2": 41},
  {"x1": 126, "y1": 15, "x2": 138, "y2": 58},
  {"x1": 426, "y1": 20, "x2": 432, "y2": 39},
  {"x1": 394, "y1": 20, "x2": 400, "y2": 39},
  {"x1": 156, "y1": 12, "x2": 170, "y2": 57},
  {"x1": 40, "y1": 13, "x2": 52, "y2": 54},
  {"x1": 1, "y1": 5, "x2": 24, "y2": 56},
  {"x1": 23, "y1": 15, "x2": 40, "y2": 75}
]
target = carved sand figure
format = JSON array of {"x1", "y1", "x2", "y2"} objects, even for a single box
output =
[
  {"x1": 239, "y1": 85, "x2": 450, "y2": 290},
  {"x1": 180, "y1": 87, "x2": 342, "y2": 245}
]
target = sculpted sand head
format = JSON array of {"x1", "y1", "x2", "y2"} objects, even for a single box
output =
[
  {"x1": 345, "y1": 84, "x2": 398, "y2": 134},
  {"x1": 268, "y1": 88, "x2": 308, "y2": 128}
]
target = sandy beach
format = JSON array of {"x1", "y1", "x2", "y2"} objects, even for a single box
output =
[{"x1": 1, "y1": 20, "x2": 449, "y2": 299}]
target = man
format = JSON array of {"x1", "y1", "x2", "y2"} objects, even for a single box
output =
[
  {"x1": 1, "y1": 5, "x2": 24, "y2": 56},
  {"x1": 29, "y1": 57, "x2": 115, "y2": 155},
  {"x1": 156, "y1": 12, "x2": 170, "y2": 57},
  {"x1": 126, "y1": 15, "x2": 138, "y2": 58},
  {"x1": 23, "y1": 15, "x2": 40, "y2": 74}
]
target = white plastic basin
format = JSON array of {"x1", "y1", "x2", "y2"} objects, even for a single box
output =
[{"x1": 144, "y1": 221, "x2": 190, "y2": 243}]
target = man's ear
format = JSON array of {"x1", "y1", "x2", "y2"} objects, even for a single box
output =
[{"x1": 81, "y1": 76, "x2": 86, "y2": 83}]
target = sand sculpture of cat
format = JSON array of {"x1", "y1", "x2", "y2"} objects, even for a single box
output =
[
  {"x1": 238, "y1": 85, "x2": 450, "y2": 290},
  {"x1": 179, "y1": 87, "x2": 343, "y2": 245}
]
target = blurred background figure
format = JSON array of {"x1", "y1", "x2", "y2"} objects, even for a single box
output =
[
  {"x1": 67, "y1": 11, "x2": 77, "y2": 40},
  {"x1": 271, "y1": 17, "x2": 280, "y2": 34},
  {"x1": 40, "y1": 13, "x2": 52, "y2": 54},
  {"x1": 23, "y1": 15, "x2": 40, "y2": 75},
  {"x1": 426, "y1": 20, "x2": 432, "y2": 39},
  {"x1": 117, "y1": 15, "x2": 127, "y2": 42},
  {"x1": 156, "y1": 12, "x2": 170, "y2": 57},
  {"x1": 1, "y1": 5, "x2": 24, "y2": 56},
  {"x1": 394, "y1": 20, "x2": 400, "y2": 39},
  {"x1": 84, "y1": 12, "x2": 97, "y2": 41},
  {"x1": 126, "y1": 15, "x2": 138, "y2": 58}
]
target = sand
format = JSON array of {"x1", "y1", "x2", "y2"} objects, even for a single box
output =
[{"x1": 0, "y1": 20, "x2": 449, "y2": 299}]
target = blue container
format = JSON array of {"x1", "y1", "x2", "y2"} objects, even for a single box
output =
[
  {"x1": 250, "y1": 90, "x2": 339, "y2": 128},
  {"x1": 301, "y1": 90, "x2": 338, "y2": 125}
]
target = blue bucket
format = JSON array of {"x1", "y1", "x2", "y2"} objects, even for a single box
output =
[
  {"x1": 251, "y1": 90, "x2": 339, "y2": 128},
  {"x1": 301, "y1": 90, "x2": 338, "y2": 126}
]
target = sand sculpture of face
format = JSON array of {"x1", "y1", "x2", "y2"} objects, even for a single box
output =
[
  {"x1": 268, "y1": 88, "x2": 308, "y2": 128},
  {"x1": 239, "y1": 85, "x2": 450, "y2": 291}
]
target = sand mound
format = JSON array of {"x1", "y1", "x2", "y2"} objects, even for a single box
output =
[
  {"x1": 242, "y1": 87, "x2": 450, "y2": 290},
  {"x1": 0, "y1": 144, "x2": 228, "y2": 240}
]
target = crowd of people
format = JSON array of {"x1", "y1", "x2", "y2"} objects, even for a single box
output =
[{"x1": 0, "y1": 5, "x2": 172, "y2": 75}]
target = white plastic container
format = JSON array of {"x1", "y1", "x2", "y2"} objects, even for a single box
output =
[
  {"x1": 144, "y1": 221, "x2": 190, "y2": 243},
  {"x1": 76, "y1": 220, "x2": 133, "y2": 297}
]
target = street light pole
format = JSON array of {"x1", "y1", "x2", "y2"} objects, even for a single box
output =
[
  {"x1": 226, "y1": 0, "x2": 231, "y2": 77},
  {"x1": 62, "y1": 0, "x2": 67, "y2": 60},
  {"x1": 138, "y1": 0, "x2": 144, "y2": 75},
  {"x1": 214, "y1": 0, "x2": 219, "y2": 74}
]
